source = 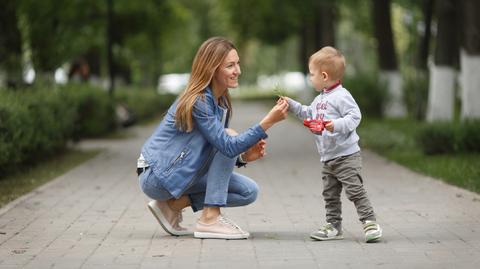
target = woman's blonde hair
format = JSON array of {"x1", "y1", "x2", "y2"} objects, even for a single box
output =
[
  {"x1": 175, "y1": 37, "x2": 236, "y2": 132},
  {"x1": 309, "y1": 46, "x2": 345, "y2": 81}
]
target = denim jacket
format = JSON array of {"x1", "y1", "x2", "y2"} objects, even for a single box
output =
[{"x1": 141, "y1": 87, "x2": 268, "y2": 198}]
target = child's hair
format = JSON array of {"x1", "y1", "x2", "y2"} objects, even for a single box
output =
[{"x1": 309, "y1": 46, "x2": 346, "y2": 81}]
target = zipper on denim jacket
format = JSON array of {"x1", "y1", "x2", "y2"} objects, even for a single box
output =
[{"x1": 165, "y1": 150, "x2": 186, "y2": 174}]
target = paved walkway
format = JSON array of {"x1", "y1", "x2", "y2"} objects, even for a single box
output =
[{"x1": 1, "y1": 101, "x2": 480, "y2": 269}]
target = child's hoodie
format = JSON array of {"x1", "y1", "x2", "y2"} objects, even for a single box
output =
[{"x1": 287, "y1": 84, "x2": 361, "y2": 162}]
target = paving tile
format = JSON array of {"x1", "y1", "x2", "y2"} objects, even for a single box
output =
[{"x1": 1, "y1": 101, "x2": 479, "y2": 268}]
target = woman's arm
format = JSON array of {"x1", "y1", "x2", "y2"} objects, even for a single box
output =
[
  {"x1": 192, "y1": 96, "x2": 288, "y2": 158},
  {"x1": 192, "y1": 95, "x2": 267, "y2": 158},
  {"x1": 259, "y1": 99, "x2": 289, "y2": 130}
]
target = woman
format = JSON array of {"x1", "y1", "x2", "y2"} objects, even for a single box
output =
[{"x1": 138, "y1": 37, "x2": 288, "y2": 239}]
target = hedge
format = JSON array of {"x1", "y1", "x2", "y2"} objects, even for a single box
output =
[
  {"x1": 0, "y1": 85, "x2": 176, "y2": 175},
  {"x1": 417, "y1": 120, "x2": 480, "y2": 155}
]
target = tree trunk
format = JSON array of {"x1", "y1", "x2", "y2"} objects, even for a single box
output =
[
  {"x1": 313, "y1": 2, "x2": 336, "y2": 49},
  {"x1": 106, "y1": 0, "x2": 115, "y2": 95},
  {"x1": 299, "y1": 19, "x2": 312, "y2": 75},
  {"x1": 426, "y1": 0, "x2": 459, "y2": 122},
  {"x1": 417, "y1": 0, "x2": 434, "y2": 70},
  {"x1": 35, "y1": 71, "x2": 55, "y2": 86},
  {"x1": 372, "y1": 0, "x2": 406, "y2": 117},
  {"x1": 412, "y1": 0, "x2": 435, "y2": 120},
  {"x1": 0, "y1": 69, "x2": 6, "y2": 88},
  {"x1": 427, "y1": 66, "x2": 456, "y2": 121},
  {"x1": 460, "y1": 0, "x2": 480, "y2": 119},
  {"x1": 0, "y1": 0, "x2": 23, "y2": 88}
]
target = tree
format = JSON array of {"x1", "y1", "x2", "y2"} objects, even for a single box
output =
[
  {"x1": 297, "y1": 0, "x2": 337, "y2": 75},
  {"x1": 416, "y1": 0, "x2": 434, "y2": 71},
  {"x1": 106, "y1": 0, "x2": 114, "y2": 93},
  {"x1": 0, "y1": 0, "x2": 23, "y2": 87},
  {"x1": 221, "y1": 0, "x2": 298, "y2": 50},
  {"x1": 372, "y1": 0, "x2": 406, "y2": 118},
  {"x1": 414, "y1": 0, "x2": 435, "y2": 119},
  {"x1": 426, "y1": 0, "x2": 459, "y2": 122},
  {"x1": 110, "y1": 0, "x2": 187, "y2": 86},
  {"x1": 17, "y1": 0, "x2": 105, "y2": 85},
  {"x1": 460, "y1": 0, "x2": 480, "y2": 119}
]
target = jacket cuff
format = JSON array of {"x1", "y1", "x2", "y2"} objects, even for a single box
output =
[{"x1": 235, "y1": 156, "x2": 247, "y2": 168}]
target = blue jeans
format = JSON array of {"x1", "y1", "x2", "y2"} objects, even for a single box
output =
[{"x1": 139, "y1": 150, "x2": 259, "y2": 212}]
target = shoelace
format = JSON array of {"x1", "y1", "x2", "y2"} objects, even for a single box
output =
[
  {"x1": 219, "y1": 215, "x2": 242, "y2": 231},
  {"x1": 363, "y1": 222, "x2": 379, "y2": 232},
  {"x1": 319, "y1": 224, "x2": 334, "y2": 233}
]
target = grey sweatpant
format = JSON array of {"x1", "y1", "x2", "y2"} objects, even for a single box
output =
[{"x1": 321, "y1": 151, "x2": 376, "y2": 224}]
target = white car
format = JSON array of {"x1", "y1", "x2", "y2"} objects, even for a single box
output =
[{"x1": 157, "y1": 73, "x2": 190, "y2": 94}]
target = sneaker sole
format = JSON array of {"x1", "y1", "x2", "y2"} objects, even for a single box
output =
[
  {"x1": 147, "y1": 203, "x2": 191, "y2": 236},
  {"x1": 194, "y1": 231, "x2": 249, "y2": 240},
  {"x1": 365, "y1": 231, "x2": 382, "y2": 243},
  {"x1": 310, "y1": 234, "x2": 344, "y2": 241}
]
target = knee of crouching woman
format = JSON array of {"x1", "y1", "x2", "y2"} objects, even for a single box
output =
[{"x1": 244, "y1": 181, "x2": 259, "y2": 205}]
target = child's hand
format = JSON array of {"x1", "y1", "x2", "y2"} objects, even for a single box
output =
[
  {"x1": 308, "y1": 120, "x2": 324, "y2": 135},
  {"x1": 324, "y1": 120, "x2": 333, "y2": 132},
  {"x1": 276, "y1": 96, "x2": 290, "y2": 104},
  {"x1": 309, "y1": 127, "x2": 322, "y2": 135}
]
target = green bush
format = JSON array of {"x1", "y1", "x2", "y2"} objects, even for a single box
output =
[
  {"x1": 0, "y1": 84, "x2": 176, "y2": 175},
  {"x1": 0, "y1": 85, "x2": 116, "y2": 174},
  {"x1": 403, "y1": 71, "x2": 429, "y2": 120},
  {"x1": 61, "y1": 85, "x2": 116, "y2": 139},
  {"x1": 0, "y1": 89, "x2": 75, "y2": 173},
  {"x1": 417, "y1": 123, "x2": 457, "y2": 155},
  {"x1": 457, "y1": 120, "x2": 480, "y2": 153},
  {"x1": 417, "y1": 120, "x2": 480, "y2": 155},
  {"x1": 114, "y1": 87, "x2": 176, "y2": 122},
  {"x1": 360, "y1": 117, "x2": 480, "y2": 193},
  {"x1": 343, "y1": 73, "x2": 386, "y2": 118}
]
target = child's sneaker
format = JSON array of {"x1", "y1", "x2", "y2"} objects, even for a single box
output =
[
  {"x1": 363, "y1": 220, "x2": 382, "y2": 243},
  {"x1": 310, "y1": 223, "x2": 343, "y2": 241}
]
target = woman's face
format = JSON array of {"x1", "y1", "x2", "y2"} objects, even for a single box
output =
[{"x1": 213, "y1": 49, "x2": 241, "y2": 90}]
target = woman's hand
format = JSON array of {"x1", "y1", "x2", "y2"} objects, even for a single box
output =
[
  {"x1": 242, "y1": 139, "x2": 266, "y2": 162},
  {"x1": 259, "y1": 98, "x2": 289, "y2": 131},
  {"x1": 225, "y1": 128, "x2": 266, "y2": 163},
  {"x1": 277, "y1": 96, "x2": 291, "y2": 103}
]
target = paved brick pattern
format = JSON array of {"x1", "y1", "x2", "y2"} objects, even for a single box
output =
[{"x1": 1, "y1": 101, "x2": 480, "y2": 269}]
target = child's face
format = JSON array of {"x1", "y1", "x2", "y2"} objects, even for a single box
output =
[{"x1": 308, "y1": 64, "x2": 327, "y2": 91}]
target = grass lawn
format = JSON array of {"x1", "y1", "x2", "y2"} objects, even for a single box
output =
[
  {"x1": 358, "y1": 118, "x2": 480, "y2": 193},
  {"x1": 0, "y1": 149, "x2": 101, "y2": 208}
]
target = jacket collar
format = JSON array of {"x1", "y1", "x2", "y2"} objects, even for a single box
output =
[
  {"x1": 205, "y1": 86, "x2": 219, "y2": 106},
  {"x1": 323, "y1": 80, "x2": 342, "y2": 93},
  {"x1": 205, "y1": 86, "x2": 228, "y2": 108}
]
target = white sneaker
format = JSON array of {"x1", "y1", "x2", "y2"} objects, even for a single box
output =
[
  {"x1": 310, "y1": 223, "x2": 344, "y2": 241},
  {"x1": 147, "y1": 200, "x2": 191, "y2": 236},
  {"x1": 194, "y1": 214, "x2": 249, "y2": 240},
  {"x1": 363, "y1": 220, "x2": 382, "y2": 242}
]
